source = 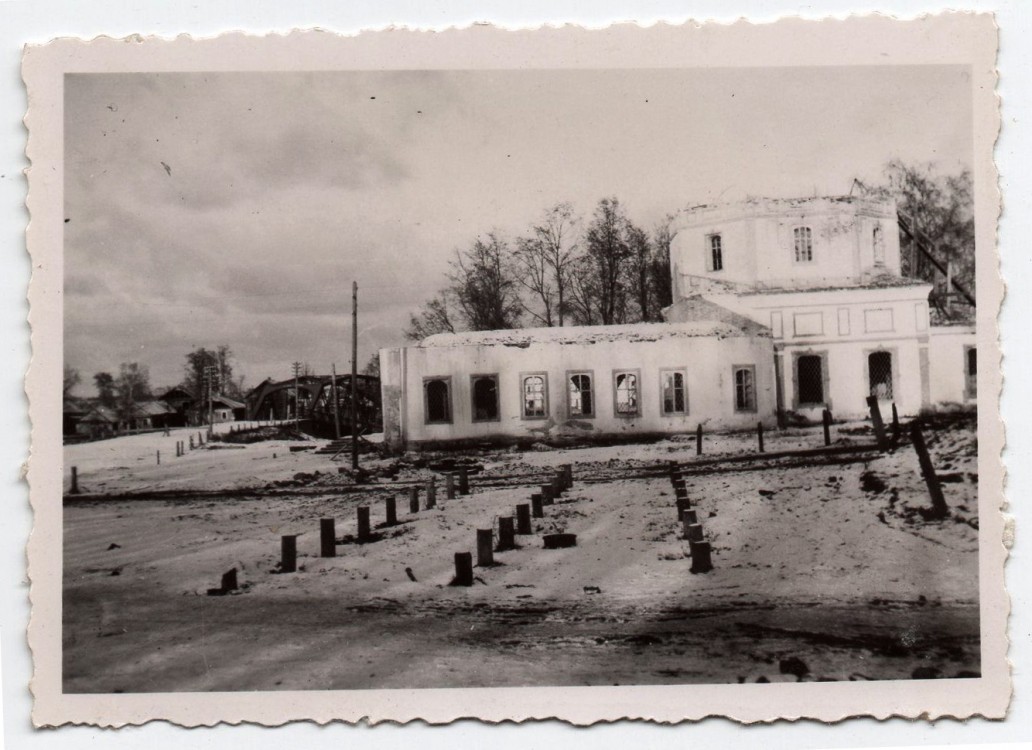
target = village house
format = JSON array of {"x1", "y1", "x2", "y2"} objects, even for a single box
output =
[{"x1": 379, "y1": 195, "x2": 976, "y2": 451}]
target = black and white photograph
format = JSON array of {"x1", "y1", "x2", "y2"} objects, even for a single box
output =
[{"x1": 23, "y1": 16, "x2": 1007, "y2": 726}]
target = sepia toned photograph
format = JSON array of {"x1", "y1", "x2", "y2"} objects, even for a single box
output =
[{"x1": 24, "y1": 17, "x2": 1007, "y2": 726}]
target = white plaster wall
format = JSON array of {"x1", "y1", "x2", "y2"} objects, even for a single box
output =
[
  {"x1": 388, "y1": 334, "x2": 776, "y2": 446},
  {"x1": 928, "y1": 326, "x2": 977, "y2": 405}
]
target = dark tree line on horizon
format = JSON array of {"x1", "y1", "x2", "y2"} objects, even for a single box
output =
[{"x1": 405, "y1": 161, "x2": 976, "y2": 340}]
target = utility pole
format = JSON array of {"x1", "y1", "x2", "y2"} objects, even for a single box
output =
[
  {"x1": 292, "y1": 360, "x2": 303, "y2": 432},
  {"x1": 351, "y1": 281, "x2": 359, "y2": 471},
  {"x1": 331, "y1": 363, "x2": 341, "y2": 440},
  {"x1": 203, "y1": 363, "x2": 217, "y2": 439}
]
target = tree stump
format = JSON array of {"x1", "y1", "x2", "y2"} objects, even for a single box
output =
[
  {"x1": 426, "y1": 480, "x2": 437, "y2": 510},
  {"x1": 689, "y1": 540, "x2": 713, "y2": 573},
  {"x1": 497, "y1": 517, "x2": 517, "y2": 551},
  {"x1": 531, "y1": 493, "x2": 544, "y2": 518},
  {"x1": 409, "y1": 486, "x2": 420, "y2": 514},
  {"x1": 476, "y1": 529, "x2": 494, "y2": 567},
  {"x1": 540, "y1": 485, "x2": 555, "y2": 505},
  {"x1": 543, "y1": 533, "x2": 577, "y2": 549},
  {"x1": 357, "y1": 506, "x2": 372, "y2": 542},
  {"x1": 676, "y1": 496, "x2": 692, "y2": 520},
  {"x1": 446, "y1": 473, "x2": 456, "y2": 500},
  {"x1": 696, "y1": 424, "x2": 703, "y2": 455},
  {"x1": 686, "y1": 523, "x2": 705, "y2": 543},
  {"x1": 681, "y1": 509, "x2": 698, "y2": 530},
  {"x1": 516, "y1": 504, "x2": 533, "y2": 535},
  {"x1": 757, "y1": 422, "x2": 765, "y2": 453},
  {"x1": 385, "y1": 496, "x2": 398, "y2": 527},
  {"x1": 822, "y1": 408, "x2": 832, "y2": 446},
  {"x1": 452, "y1": 552, "x2": 474, "y2": 586},
  {"x1": 458, "y1": 467, "x2": 470, "y2": 495},
  {"x1": 320, "y1": 518, "x2": 336, "y2": 557},
  {"x1": 221, "y1": 567, "x2": 238, "y2": 592},
  {"x1": 561, "y1": 464, "x2": 573, "y2": 489}
]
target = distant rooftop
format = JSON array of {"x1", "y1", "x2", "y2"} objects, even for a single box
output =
[{"x1": 677, "y1": 194, "x2": 896, "y2": 223}]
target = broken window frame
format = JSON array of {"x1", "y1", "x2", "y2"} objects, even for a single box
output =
[
  {"x1": 520, "y1": 372, "x2": 549, "y2": 420},
  {"x1": 964, "y1": 345, "x2": 977, "y2": 400},
  {"x1": 733, "y1": 365, "x2": 757, "y2": 413},
  {"x1": 566, "y1": 370, "x2": 595, "y2": 418},
  {"x1": 612, "y1": 369, "x2": 641, "y2": 418},
  {"x1": 707, "y1": 233, "x2": 723, "y2": 272},
  {"x1": 422, "y1": 376, "x2": 452, "y2": 425},
  {"x1": 793, "y1": 225, "x2": 814, "y2": 263},
  {"x1": 469, "y1": 373, "x2": 501, "y2": 423},
  {"x1": 659, "y1": 368, "x2": 688, "y2": 416}
]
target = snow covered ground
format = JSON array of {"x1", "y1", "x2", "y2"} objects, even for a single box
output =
[{"x1": 62, "y1": 416, "x2": 980, "y2": 691}]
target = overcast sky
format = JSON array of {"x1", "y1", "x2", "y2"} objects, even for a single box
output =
[{"x1": 63, "y1": 66, "x2": 972, "y2": 395}]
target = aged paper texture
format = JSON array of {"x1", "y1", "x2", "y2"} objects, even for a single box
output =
[{"x1": 24, "y1": 14, "x2": 1007, "y2": 726}]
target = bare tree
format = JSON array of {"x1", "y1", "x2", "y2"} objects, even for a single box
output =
[
  {"x1": 648, "y1": 219, "x2": 675, "y2": 320},
  {"x1": 115, "y1": 362, "x2": 152, "y2": 425},
  {"x1": 449, "y1": 233, "x2": 523, "y2": 331},
  {"x1": 405, "y1": 292, "x2": 458, "y2": 341},
  {"x1": 513, "y1": 202, "x2": 581, "y2": 327},
  {"x1": 625, "y1": 221, "x2": 652, "y2": 322},
  {"x1": 63, "y1": 365, "x2": 81, "y2": 397},
  {"x1": 569, "y1": 197, "x2": 633, "y2": 325}
]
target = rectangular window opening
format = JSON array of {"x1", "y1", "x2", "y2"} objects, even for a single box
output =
[
  {"x1": 707, "y1": 234, "x2": 723, "y2": 272},
  {"x1": 794, "y1": 226, "x2": 814, "y2": 263},
  {"x1": 868, "y1": 351, "x2": 893, "y2": 400},
  {"x1": 470, "y1": 374, "x2": 500, "y2": 422},
  {"x1": 796, "y1": 354, "x2": 825, "y2": 406},
  {"x1": 424, "y1": 377, "x2": 452, "y2": 424},
  {"x1": 614, "y1": 370, "x2": 640, "y2": 416},
  {"x1": 568, "y1": 372, "x2": 594, "y2": 418},
  {"x1": 734, "y1": 366, "x2": 757, "y2": 412},
  {"x1": 661, "y1": 370, "x2": 687, "y2": 415},
  {"x1": 521, "y1": 373, "x2": 548, "y2": 419}
]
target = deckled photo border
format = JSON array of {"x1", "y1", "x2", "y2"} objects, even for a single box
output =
[{"x1": 23, "y1": 15, "x2": 1007, "y2": 726}]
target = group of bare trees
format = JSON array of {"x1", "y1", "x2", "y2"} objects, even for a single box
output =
[{"x1": 406, "y1": 197, "x2": 674, "y2": 339}]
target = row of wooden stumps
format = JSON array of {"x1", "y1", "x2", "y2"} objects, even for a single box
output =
[
  {"x1": 453, "y1": 464, "x2": 575, "y2": 586},
  {"x1": 669, "y1": 463, "x2": 713, "y2": 573}
]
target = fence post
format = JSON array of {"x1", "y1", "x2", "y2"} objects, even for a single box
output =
[
  {"x1": 866, "y1": 395, "x2": 889, "y2": 451},
  {"x1": 689, "y1": 540, "x2": 713, "y2": 573},
  {"x1": 516, "y1": 504, "x2": 533, "y2": 535},
  {"x1": 551, "y1": 474, "x2": 564, "y2": 498},
  {"x1": 385, "y1": 496, "x2": 398, "y2": 526},
  {"x1": 221, "y1": 567, "x2": 238, "y2": 592},
  {"x1": 476, "y1": 529, "x2": 494, "y2": 566},
  {"x1": 696, "y1": 423, "x2": 704, "y2": 455},
  {"x1": 446, "y1": 473, "x2": 456, "y2": 500},
  {"x1": 562, "y1": 464, "x2": 573, "y2": 489},
  {"x1": 320, "y1": 518, "x2": 336, "y2": 557},
  {"x1": 453, "y1": 552, "x2": 474, "y2": 586},
  {"x1": 891, "y1": 403, "x2": 901, "y2": 448},
  {"x1": 409, "y1": 486, "x2": 420, "y2": 514},
  {"x1": 540, "y1": 485, "x2": 555, "y2": 506},
  {"x1": 426, "y1": 479, "x2": 437, "y2": 509},
  {"x1": 757, "y1": 422, "x2": 765, "y2": 453},
  {"x1": 909, "y1": 422, "x2": 948, "y2": 518},
  {"x1": 686, "y1": 523, "x2": 705, "y2": 543},
  {"x1": 676, "y1": 496, "x2": 692, "y2": 520},
  {"x1": 458, "y1": 467, "x2": 470, "y2": 495},
  {"x1": 70, "y1": 466, "x2": 80, "y2": 495},
  {"x1": 531, "y1": 493, "x2": 544, "y2": 518},
  {"x1": 357, "y1": 506, "x2": 372, "y2": 542},
  {"x1": 189, "y1": 435, "x2": 194, "y2": 450},
  {"x1": 822, "y1": 408, "x2": 832, "y2": 447},
  {"x1": 497, "y1": 517, "x2": 516, "y2": 551},
  {"x1": 281, "y1": 535, "x2": 297, "y2": 573},
  {"x1": 681, "y1": 509, "x2": 698, "y2": 536},
  {"x1": 156, "y1": 450, "x2": 161, "y2": 465}
]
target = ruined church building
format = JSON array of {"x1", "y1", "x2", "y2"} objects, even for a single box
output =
[{"x1": 380, "y1": 196, "x2": 976, "y2": 450}]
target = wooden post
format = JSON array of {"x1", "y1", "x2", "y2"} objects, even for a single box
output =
[
  {"x1": 670, "y1": 471, "x2": 684, "y2": 487},
  {"x1": 497, "y1": 517, "x2": 516, "y2": 551},
  {"x1": 385, "y1": 496, "x2": 398, "y2": 526},
  {"x1": 822, "y1": 408, "x2": 832, "y2": 446},
  {"x1": 198, "y1": 431, "x2": 203, "y2": 446},
  {"x1": 426, "y1": 479, "x2": 437, "y2": 510},
  {"x1": 351, "y1": 281, "x2": 359, "y2": 472},
  {"x1": 686, "y1": 523, "x2": 705, "y2": 543},
  {"x1": 551, "y1": 474, "x2": 563, "y2": 498},
  {"x1": 221, "y1": 567, "x2": 238, "y2": 592},
  {"x1": 676, "y1": 496, "x2": 692, "y2": 520},
  {"x1": 70, "y1": 466, "x2": 80, "y2": 495},
  {"x1": 320, "y1": 518, "x2": 336, "y2": 557},
  {"x1": 910, "y1": 422, "x2": 948, "y2": 518},
  {"x1": 280, "y1": 535, "x2": 297, "y2": 573},
  {"x1": 891, "y1": 403, "x2": 901, "y2": 447},
  {"x1": 156, "y1": 450, "x2": 160, "y2": 465},
  {"x1": 696, "y1": 423, "x2": 703, "y2": 455},
  {"x1": 540, "y1": 485, "x2": 555, "y2": 505},
  {"x1": 453, "y1": 552, "x2": 474, "y2": 586},
  {"x1": 531, "y1": 493, "x2": 544, "y2": 518},
  {"x1": 516, "y1": 504, "x2": 533, "y2": 535},
  {"x1": 409, "y1": 486, "x2": 420, "y2": 514},
  {"x1": 562, "y1": 463, "x2": 573, "y2": 489},
  {"x1": 682, "y1": 508, "x2": 698, "y2": 527},
  {"x1": 458, "y1": 467, "x2": 470, "y2": 495},
  {"x1": 476, "y1": 529, "x2": 494, "y2": 567},
  {"x1": 446, "y1": 473, "x2": 456, "y2": 500},
  {"x1": 331, "y1": 363, "x2": 341, "y2": 440},
  {"x1": 689, "y1": 540, "x2": 713, "y2": 573},
  {"x1": 189, "y1": 435, "x2": 194, "y2": 450},
  {"x1": 357, "y1": 506, "x2": 371, "y2": 542},
  {"x1": 866, "y1": 396, "x2": 889, "y2": 451},
  {"x1": 757, "y1": 421, "x2": 765, "y2": 453}
]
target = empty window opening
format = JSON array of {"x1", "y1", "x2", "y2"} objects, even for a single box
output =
[
  {"x1": 662, "y1": 370, "x2": 687, "y2": 415},
  {"x1": 734, "y1": 366, "x2": 756, "y2": 412},
  {"x1": 794, "y1": 226, "x2": 813, "y2": 263},
  {"x1": 614, "y1": 372, "x2": 639, "y2": 415},
  {"x1": 471, "y1": 375, "x2": 499, "y2": 422},
  {"x1": 708, "y1": 234, "x2": 723, "y2": 271},
  {"x1": 868, "y1": 351, "x2": 893, "y2": 400},
  {"x1": 873, "y1": 225, "x2": 886, "y2": 266},
  {"x1": 522, "y1": 374, "x2": 547, "y2": 418},
  {"x1": 424, "y1": 378, "x2": 451, "y2": 424},
  {"x1": 965, "y1": 347, "x2": 977, "y2": 399},
  {"x1": 796, "y1": 354, "x2": 824, "y2": 406},
  {"x1": 568, "y1": 373, "x2": 594, "y2": 417}
]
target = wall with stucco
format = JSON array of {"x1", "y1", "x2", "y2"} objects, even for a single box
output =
[{"x1": 928, "y1": 326, "x2": 977, "y2": 406}]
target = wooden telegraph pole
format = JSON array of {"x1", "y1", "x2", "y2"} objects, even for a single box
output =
[
  {"x1": 351, "y1": 281, "x2": 359, "y2": 471},
  {"x1": 331, "y1": 363, "x2": 341, "y2": 440},
  {"x1": 292, "y1": 360, "x2": 302, "y2": 432}
]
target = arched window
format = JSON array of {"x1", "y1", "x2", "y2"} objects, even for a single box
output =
[
  {"x1": 471, "y1": 375, "x2": 499, "y2": 422},
  {"x1": 424, "y1": 378, "x2": 451, "y2": 424},
  {"x1": 873, "y1": 225, "x2": 886, "y2": 266},
  {"x1": 793, "y1": 226, "x2": 813, "y2": 263}
]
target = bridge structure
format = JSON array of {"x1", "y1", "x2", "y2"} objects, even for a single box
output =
[{"x1": 244, "y1": 374, "x2": 381, "y2": 439}]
